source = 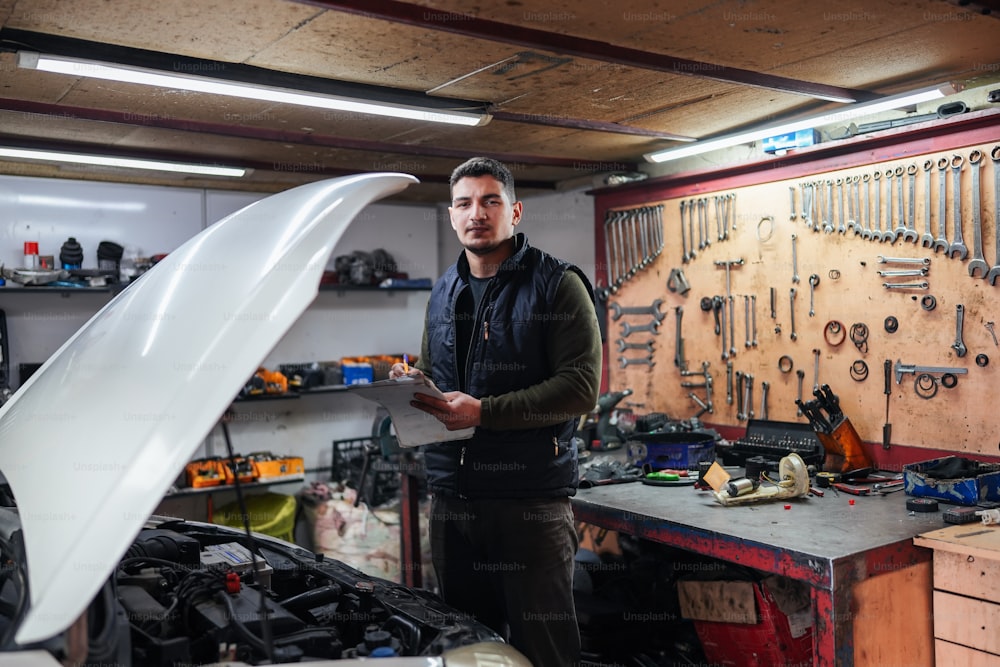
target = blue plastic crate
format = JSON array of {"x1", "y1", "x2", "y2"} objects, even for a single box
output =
[{"x1": 625, "y1": 432, "x2": 716, "y2": 470}]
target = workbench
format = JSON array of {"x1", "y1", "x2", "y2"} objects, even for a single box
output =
[{"x1": 571, "y1": 480, "x2": 941, "y2": 666}]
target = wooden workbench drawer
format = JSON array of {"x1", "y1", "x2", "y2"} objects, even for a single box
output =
[
  {"x1": 932, "y1": 548, "x2": 1000, "y2": 603},
  {"x1": 933, "y1": 590, "x2": 1000, "y2": 655},
  {"x1": 936, "y1": 638, "x2": 1000, "y2": 667}
]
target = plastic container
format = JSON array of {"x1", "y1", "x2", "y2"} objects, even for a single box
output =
[
  {"x1": 625, "y1": 432, "x2": 716, "y2": 470},
  {"x1": 215, "y1": 492, "x2": 298, "y2": 543}
]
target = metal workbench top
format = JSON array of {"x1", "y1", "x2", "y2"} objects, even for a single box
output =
[{"x1": 571, "y1": 480, "x2": 942, "y2": 587}]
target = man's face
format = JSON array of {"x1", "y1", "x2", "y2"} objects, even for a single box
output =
[{"x1": 449, "y1": 175, "x2": 522, "y2": 256}]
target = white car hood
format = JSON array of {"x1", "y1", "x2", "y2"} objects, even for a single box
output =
[{"x1": 0, "y1": 172, "x2": 417, "y2": 645}]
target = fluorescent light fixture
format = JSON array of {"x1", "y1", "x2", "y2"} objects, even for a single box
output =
[
  {"x1": 644, "y1": 84, "x2": 954, "y2": 164},
  {"x1": 19, "y1": 51, "x2": 490, "y2": 127},
  {"x1": 0, "y1": 147, "x2": 247, "y2": 177}
]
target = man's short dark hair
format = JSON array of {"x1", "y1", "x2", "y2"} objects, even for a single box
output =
[{"x1": 450, "y1": 157, "x2": 517, "y2": 203}]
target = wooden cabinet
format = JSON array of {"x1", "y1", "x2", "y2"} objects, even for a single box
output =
[{"x1": 914, "y1": 524, "x2": 1000, "y2": 664}]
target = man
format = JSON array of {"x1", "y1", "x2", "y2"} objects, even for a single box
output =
[{"x1": 390, "y1": 157, "x2": 602, "y2": 666}]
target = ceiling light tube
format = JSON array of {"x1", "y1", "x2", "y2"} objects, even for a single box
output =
[
  {"x1": 0, "y1": 147, "x2": 248, "y2": 177},
  {"x1": 19, "y1": 51, "x2": 490, "y2": 127},
  {"x1": 644, "y1": 84, "x2": 955, "y2": 164}
]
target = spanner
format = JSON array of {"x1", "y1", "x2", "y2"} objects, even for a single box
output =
[
  {"x1": 751, "y1": 295, "x2": 758, "y2": 347},
  {"x1": 885, "y1": 168, "x2": 899, "y2": 243},
  {"x1": 861, "y1": 174, "x2": 873, "y2": 240},
  {"x1": 744, "y1": 295, "x2": 751, "y2": 348},
  {"x1": 616, "y1": 339, "x2": 654, "y2": 353},
  {"x1": 729, "y1": 295, "x2": 737, "y2": 358},
  {"x1": 674, "y1": 306, "x2": 686, "y2": 370},
  {"x1": 988, "y1": 146, "x2": 1000, "y2": 285},
  {"x1": 791, "y1": 234, "x2": 800, "y2": 283},
  {"x1": 967, "y1": 150, "x2": 989, "y2": 279},
  {"x1": 812, "y1": 348, "x2": 821, "y2": 393},
  {"x1": 934, "y1": 157, "x2": 950, "y2": 253},
  {"x1": 836, "y1": 178, "x2": 847, "y2": 233},
  {"x1": 846, "y1": 177, "x2": 857, "y2": 233},
  {"x1": 921, "y1": 160, "x2": 935, "y2": 248},
  {"x1": 882, "y1": 282, "x2": 929, "y2": 290},
  {"x1": 903, "y1": 164, "x2": 919, "y2": 243},
  {"x1": 735, "y1": 371, "x2": 745, "y2": 420},
  {"x1": 802, "y1": 183, "x2": 813, "y2": 230},
  {"x1": 789, "y1": 187, "x2": 797, "y2": 222},
  {"x1": 789, "y1": 288, "x2": 798, "y2": 341},
  {"x1": 852, "y1": 175, "x2": 863, "y2": 235},
  {"x1": 948, "y1": 154, "x2": 969, "y2": 260},
  {"x1": 877, "y1": 256, "x2": 931, "y2": 266},
  {"x1": 824, "y1": 180, "x2": 835, "y2": 233},
  {"x1": 697, "y1": 198, "x2": 706, "y2": 251},
  {"x1": 621, "y1": 320, "x2": 660, "y2": 337},
  {"x1": 687, "y1": 199, "x2": 697, "y2": 261},
  {"x1": 953, "y1": 303, "x2": 967, "y2": 357},
  {"x1": 610, "y1": 300, "x2": 666, "y2": 321},
  {"x1": 795, "y1": 369, "x2": 805, "y2": 416},
  {"x1": 877, "y1": 268, "x2": 928, "y2": 277},
  {"x1": 760, "y1": 381, "x2": 770, "y2": 421},
  {"x1": 744, "y1": 373, "x2": 755, "y2": 421},
  {"x1": 720, "y1": 299, "x2": 728, "y2": 361},
  {"x1": 872, "y1": 171, "x2": 883, "y2": 241},
  {"x1": 726, "y1": 360, "x2": 734, "y2": 405},
  {"x1": 680, "y1": 200, "x2": 689, "y2": 264},
  {"x1": 808, "y1": 274, "x2": 819, "y2": 317},
  {"x1": 620, "y1": 356, "x2": 654, "y2": 369}
]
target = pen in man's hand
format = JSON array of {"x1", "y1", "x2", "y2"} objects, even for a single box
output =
[{"x1": 403, "y1": 354, "x2": 409, "y2": 374}]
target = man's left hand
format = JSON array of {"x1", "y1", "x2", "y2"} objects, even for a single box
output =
[{"x1": 411, "y1": 391, "x2": 481, "y2": 430}]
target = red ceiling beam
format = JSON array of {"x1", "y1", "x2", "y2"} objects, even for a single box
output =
[{"x1": 298, "y1": 0, "x2": 876, "y2": 103}]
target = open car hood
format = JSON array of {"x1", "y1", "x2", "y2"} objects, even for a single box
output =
[{"x1": 0, "y1": 173, "x2": 418, "y2": 645}]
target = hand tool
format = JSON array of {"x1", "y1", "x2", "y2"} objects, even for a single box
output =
[
  {"x1": 745, "y1": 373, "x2": 755, "y2": 420},
  {"x1": 893, "y1": 359, "x2": 968, "y2": 384},
  {"x1": 620, "y1": 356, "x2": 654, "y2": 369},
  {"x1": 824, "y1": 180, "x2": 835, "y2": 233},
  {"x1": 604, "y1": 209, "x2": 617, "y2": 288},
  {"x1": 885, "y1": 168, "x2": 899, "y2": 243},
  {"x1": 674, "y1": 306, "x2": 686, "y2": 370},
  {"x1": 852, "y1": 175, "x2": 863, "y2": 235},
  {"x1": 638, "y1": 207, "x2": 650, "y2": 269},
  {"x1": 689, "y1": 391, "x2": 712, "y2": 417},
  {"x1": 953, "y1": 303, "x2": 967, "y2": 357},
  {"x1": 791, "y1": 234, "x2": 800, "y2": 283},
  {"x1": 988, "y1": 146, "x2": 1000, "y2": 285},
  {"x1": 735, "y1": 370, "x2": 745, "y2": 420},
  {"x1": 986, "y1": 321, "x2": 998, "y2": 347},
  {"x1": 967, "y1": 150, "x2": 989, "y2": 278},
  {"x1": 726, "y1": 360, "x2": 734, "y2": 405},
  {"x1": 760, "y1": 381, "x2": 770, "y2": 420},
  {"x1": 620, "y1": 320, "x2": 660, "y2": 337},
  {"x1": 743, "y1": 295, "x2": 751, "y2": 348},
  {"x1": 769, "y1": 286, "x2": 776, "y2": 319},
  {"x1": 846, "y1": 177, "x2": 856, "y2": 233},
  {"x1": 861, "y1": 174, "x2": 873, "y2": 240},
  {"x1": 720, "y1": 297, "x2": 728, "y2": 361},
  {"x1": 666, "y1": 267, "x2": 691, "y2": 295},
  {"x1": 728, "y1": 294, "x2": 737, "y2": 358},
  {"x1": 883, "y1": 359, "x2": 892, "y2": 450},
  {"x1": 877, "y1": 268, "x2": 928, "y2": 277},
  {"x1": 687, "y1": 198, "x2": 697, "y2": 261},
  {"x1": 715, "y1": 195, "x2": 725, "y2": 241},
  {"x1": 836, "y1": 178, "x2": 847, "y2": 233},
  {"x1": 872, "y1": 171, "x2": 883, "y2": 241},
  {"x1": 616, "y1": 339, "x2": 655, "y2": 353},
  {"x1": 680, "y1": 201, "x2": 689, "y2": 264},
  {"x1": 808, "y1": 274, "x2": 819, "y2": 317},
  {"x1": 712, "y1": 295, "x2": 723, "y2": 335},
  {"x1": 697, "y1": 198, "x2": 706, "y2": 251},
  {"x1": 801, "y1": 182, "x2": 813, "y2": 230},
  {"x1": 751, "y1": 294, "x2": 758, "y2": 347},
  {"x1": 789, "y1": 187, "x2": 797, "y2": 222},
  {"x1": 891, "y1": 166, "x2": 906, "y2": 242},
  {"x1": 904, "y1": 163, "x2": 919, "y2": 243},
  {"x1": 921, "y1": 160, "x2": 935, "y2": 248},
  {"x1": 789, "y1": 287, "x2": 798, "y2": 340},
  {"x1": 812, "y1": 348, "x2": 821, "y2": 393},
  {"x1": 609, "y1": 300, "x2": 665, "y2": 321},
  {"x1": 934, "y1": 157, "x2": 950, "y2": 253},
  {"x1": 877, "y1": 255, "x2": 931, "y2": 265},
  {"x1": 949, "y1": 154, "x2": 969, "y2": 260},
  {"x1": 882, "y1": 282, "x2": 929, "y2": 290},
  {"x1": 795, "y1": 369, "x2": 805, "y2": 416}
]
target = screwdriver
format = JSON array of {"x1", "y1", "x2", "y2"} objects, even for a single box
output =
[{"x1": 882, "y1": 359, "x2": 892, "y2": 450}]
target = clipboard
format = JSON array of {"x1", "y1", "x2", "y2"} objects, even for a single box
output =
[{"x1": 345, "y1": 376, "x2": 476, "y2": 448}]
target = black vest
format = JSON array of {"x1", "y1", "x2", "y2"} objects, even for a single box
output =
[{"x1": 422, "y1": 235, "x2": 580, "y2": 499}]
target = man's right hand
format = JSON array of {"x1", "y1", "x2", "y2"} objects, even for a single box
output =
[{"x1": 389, "y1": 363, "x2": 423, "y2": 380}]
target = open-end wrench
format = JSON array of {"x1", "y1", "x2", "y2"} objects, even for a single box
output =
[
  {"x1": 801, "y1": 183, "x2": 813, "y2": 230},
  {"x1": 846, "y1": 177, "x2": 856, "y2": 233},
  {"x1": 988, "y1": 146, "x2": 1000, "y2": 285},
  {"x1": 824, "y1": 180, "x2": 835, "y2": 233},
  {"x1": 892, "y1": 165, "x2": 907, "y2": 242},
  {"x1": 638, "y1": 207, "x2": 650, "y2": 269},
  {"x1": 789, "y1": 288, "x2": 798, "y2": 341},
  {"x1": 893, "y1": 360, "x2": 968, "y2": 384},
  {"x1": 789, "y1": 187, "x2": 797, "y2": 222},
  {"x1": 743, "y1": 295, "x2": 751, "y2": 348},
  {"x1": 616, "y1": 339, "x2": 655, "y2": 354},
  {"x1": 953, "y1": 303, "x2": 967, "y2": 357},
  {"x1": 836, "y1": 178, "x2": 847, "y2": 233},
  {"x1": 949, "y1": 154, "x2": 969, "y2": 260},
  {"x1": 903, "y1": 164, "x2": 919, "y2": 243},
  {"x1": 808, "y1": 274, "x2": 819, "y2": 317},
  {"x1": 609, "y1": 300, "x2": 666, "y2": 321},
  {"x1": 760, "y1": 381, "x2": 770, "y2": 421},
  {"x1": 697, "y1": 198, "x2": 706, "y2": 251},
  {"x1": 812, "y1": 348, "x2": 821, "y2": 393},
  {"x1": 934, "y1": 157, "x2": 950, "y2": 253},
  {"x1": 674, "y1": 306, "x2": 686, "y2": 370},
  {"x1": 745, "y1": 374, "x2": 755, "y2": 420},
  {"x1": 715, "y1": 195, "x2": 725, "y2": 241},
  {"x1": 861, "y1": 174, "x2": 873, "y2": 240},
  {"x1": 720, "y1": 299, "x2": 728, "y2": 361},
  {"x1": 680, "y1": 200, "x2": 689, "y2": 264},
  {"x1": 620, "y1": 356, "x2": 654, "y2": 369},
  {"x1": 621, "y1": 320, "x2": 660, "y2": 337},
  {"x1": 726, "y1": 360, "x2": 734, "y2": 405},
  {"x1": 655, "y1": 204, "x2": 665, "y2": 256},
  {"x1": 885, "y1": 168, "x2": 898, "y2": 243},
  {"x1": 872, "y1": 171, "x2": 883, "y2": 241},
  {"x1": 877, "y1": 268, "x2": 929, "y2": 277},
  {"x1": 852, "y1": 175, "x2": 863, "y2": 235},
  {"x1": 687, "y1": 199, "x2": 697, "y2": 261},
  {"x1": 882, "y1": 282, "x2": 929, "y2": 290},
  {"x1": 604, "y1": 210, "x2": 618, "y2": 289},
  {"x1": 791, "y1": 234, "x2": 800, "y2": 283},
  {"x1": 796, "y1": 369, "x2": 805, "y2": 416},
  {"x1": 729, "y1": 295, "x2": 737, "y2": 358},
  {"x1": 921, "y1": 160, "x2": 935, "y2": 248},
  {"x1": 735, "y1": 371, "x2": 745, "y2": 420},
  {"x1": 751, "y1": 295, "x2": 758, "y2": 347},
  {"x1": 967, "y1": 150, "x2": 989, "y2": 279}
]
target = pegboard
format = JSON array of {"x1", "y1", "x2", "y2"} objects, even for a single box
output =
[{"x1": 599, "y1": 131, "x2": 1000, "y2": 457}]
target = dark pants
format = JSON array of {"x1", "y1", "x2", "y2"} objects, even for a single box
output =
[{"x1": 430, "y1": 494, "x2": 580, "y2": 667}]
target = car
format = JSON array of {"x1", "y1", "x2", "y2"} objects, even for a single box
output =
[{"x1": 0, "y1": 173, "x2": 531, "y2": 666}]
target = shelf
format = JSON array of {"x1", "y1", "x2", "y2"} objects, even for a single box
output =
[
  {"x1": 233, "y1": 384, "x2": 360, "y2": 403},
  {"x1": 164, "y1": 475, "x2": 306, "y2": 498}
]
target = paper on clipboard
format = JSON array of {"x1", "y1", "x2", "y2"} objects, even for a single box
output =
[{"x1": 345, "y1": 375, "x2": 475, "y2": 448}]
